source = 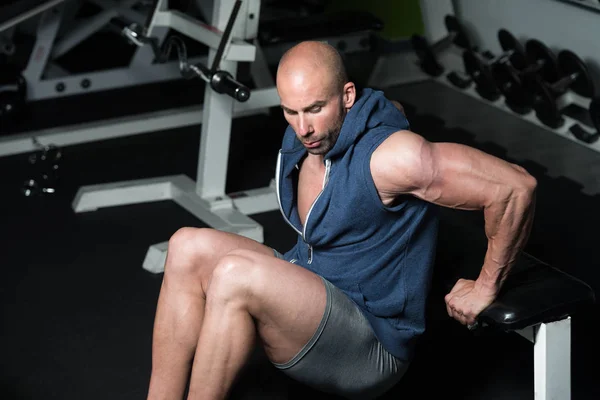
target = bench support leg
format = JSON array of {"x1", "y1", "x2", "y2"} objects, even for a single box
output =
[{"x1": 518, "y1": 317, "x2": 571, "y2": 400}]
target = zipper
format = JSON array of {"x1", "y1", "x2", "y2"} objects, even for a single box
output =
[
  {"x1": 275, "y1": 153, "x2": 332, "y2": 265},
  {"x1": 275, "y1": 151, "x2": 303, "y2": 236}
]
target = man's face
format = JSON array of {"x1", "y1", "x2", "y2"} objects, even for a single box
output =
[{"x1": 278, "y1": 74, "x2": 347, "y2": 156}]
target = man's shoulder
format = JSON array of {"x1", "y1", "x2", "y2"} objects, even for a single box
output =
[
  {"x1": 377, "y1": 129, "x2": 425, "y2": 149},
  {"x1": 369, "y1": 130, "x2": 430, "y2": 184},
  {"x1": 369, "y1": 129, "x2": 422, "y2": 157}
]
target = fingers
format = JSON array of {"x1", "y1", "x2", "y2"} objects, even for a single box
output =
[
  {"x1": 445, "y1": 281, "x2": 477, "y2": 326},
  {"x1": 447, "y1": 304, "x2": 474, "y2": 326}
]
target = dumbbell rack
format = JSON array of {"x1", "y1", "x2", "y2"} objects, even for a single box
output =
[{"x1": 425, "y1": 46, "x2": 600, "y2": 155}]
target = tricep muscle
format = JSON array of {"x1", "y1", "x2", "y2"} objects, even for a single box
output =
[{"x1": 370, "y1": 131, "x2": 533, "y2": 211}]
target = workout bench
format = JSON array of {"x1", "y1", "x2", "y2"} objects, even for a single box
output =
[{"x1": 433, "y1": 210, "x2": 595, "y2": 400}]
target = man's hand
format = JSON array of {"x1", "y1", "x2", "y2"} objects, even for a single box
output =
[{"x1": 444, "y1": 278, "x2": 496, "y2": 327}]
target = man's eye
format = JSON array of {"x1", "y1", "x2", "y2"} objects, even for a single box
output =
[{"x1": 310, "y1": 107, "x2": 321, "y2": 113}]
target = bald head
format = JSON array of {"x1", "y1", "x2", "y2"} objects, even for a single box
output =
[
  {"x1": 276, "y1": 41, "x2": 348, "y2": 95},
  {"x1": 275, "y1": 41, "x2": 356, "y2": 157}
]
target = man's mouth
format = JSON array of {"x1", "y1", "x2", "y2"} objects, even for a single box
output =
[{"x1": 304, "y1": 140, "x2": 321, "y2": 148}]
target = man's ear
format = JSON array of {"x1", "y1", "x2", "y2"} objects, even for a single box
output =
[{"x1": 342, "y1": 82, "x2": 356, "y2": 109}]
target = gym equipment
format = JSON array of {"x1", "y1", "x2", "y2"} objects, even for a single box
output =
[
  {"x1": 0, "y1": 0, "x2": 381, "y2": 158},
  {"x1": 434, "y1": 209, "x2": 595, "y2": 400},
  {"x1": 0, "y1": 61, "x2": 27, "y2": 128},
  {"x1": 118, "y1": 2, "x2": 251, "y2": 103},
  {"x1": 70, "y1": 0, "x2": 281, "y2": 274},
  {"x1": 570, "y1": 96, "x2": 600, "y2": 143},
  {"x1": 445, "y1": 69, "x2": 472, "y2": 90},
  {"x1": 466, "y1": 254, "x2": 593, "y2": 400},
  {"x1": 11, "y1": 0, "x2": 206, "y2": 102},
  {"x1": 530, "y1": 50, "x2": 595, "y2": 129},
  {"x1": 491, "y1": 39, "x2": 561, "y2": 114},
  {"x1": 461, "y1": 29, "x2": 528, "y2": 101},
  {"x1": 0, "y1": 0, "x2": 280, "y2": 159},
  {"x1": 411, "y1": 14, "x2": 472, "y2": 77}
]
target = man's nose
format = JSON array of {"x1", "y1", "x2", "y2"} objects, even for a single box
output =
[{"x1": 297, "y1": 114, "x2": 312, "y2": 136}]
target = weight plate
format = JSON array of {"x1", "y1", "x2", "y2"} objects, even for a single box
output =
[
  {"x1": 444, "y1": 14, "x2": 471, "y2": 49},
  {"x1": 531, "y1": 77, "x2": 563, "y2": 128},
  {"x1": 497, "y1": 29, "x2": 527, "y2": 70},
  {"x1": 491, "y1": 62, "x2": 535, "y2": 113},
  {"x1": 525, "y1": 39, "x2": 560, "y2": 83},
  {"x1": 410, "y1": 34, "x2": 444, "y2": 77},
  {"x1": 591, "y1": 97, "x2": 600, "y2": 133},
  {"x1": 557, "y1": 50, "x2": 595, "y2": 98}
]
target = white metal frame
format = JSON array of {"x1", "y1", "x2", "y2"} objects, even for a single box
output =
[
  {"x1": 0, "y1": 0, "x2": 277, "y2": 158},
  {"x1": 19, "y1": 0, "x2": 211, "y2": 101},
  {"x1": 71, "y1": 0, "x2": 280, "y2": 274},
  {"x1": 516, "y1": 317, "x2": 571, "y2": 400},
  {"x1": 0, "y1": 86, "x2": 278, "y2": 157}
]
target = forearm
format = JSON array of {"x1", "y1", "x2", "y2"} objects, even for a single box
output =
[{"x1": 475, "y1": 181, "x2": 537, "y2": 295}]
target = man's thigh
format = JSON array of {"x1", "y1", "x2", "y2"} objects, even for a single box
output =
[
  {"x1": 271, "y1": 275, "x2": 409, "y2": 400},
  {"x1": 224, "y1": 249, "x2": 327, "y2": 366}
]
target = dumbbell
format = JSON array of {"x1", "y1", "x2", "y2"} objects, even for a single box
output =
[
  {"x1": 411, "y1": 15, "x2": 473, "y2": 77},
  {"x1": 491, "y1": 39, "x2": 561, "y2": 114},
  {"x1": 529, "y1": 50, "x2": 595, "y2": 129},
  {"x1": 569, "y1": 97, "x2": 600, "y2": 144},
  {"x1": 461, "y1": 29, "x2": 528, "y2": 101}
]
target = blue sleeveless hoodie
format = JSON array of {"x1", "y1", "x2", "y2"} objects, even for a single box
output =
[{"x1": 275, "y1": 88, "x2": 439, "y2": 362}]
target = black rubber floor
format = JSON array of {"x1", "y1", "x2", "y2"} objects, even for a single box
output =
[{"x1": 1, "y1": 78, "x2": 598, "y2": 399}]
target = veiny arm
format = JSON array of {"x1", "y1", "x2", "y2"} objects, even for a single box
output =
[{"x1": 371, "y1": 130, "x2": 537, "y2": 324}]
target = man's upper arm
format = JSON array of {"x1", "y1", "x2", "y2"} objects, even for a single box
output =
[{"x1": 370, "y1": 130, "x2": 536, "y2": 210}]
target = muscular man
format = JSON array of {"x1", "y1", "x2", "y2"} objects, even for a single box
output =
[{"x1": 146, "y1": 41, "x2": 537, "y2": 400}]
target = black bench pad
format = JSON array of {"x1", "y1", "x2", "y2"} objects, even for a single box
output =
[
  {"x1": 478, "y1": 253, "x2": 595, "y2": 331},
  {"x1": 433, "y1": 208, "x2": 595, "y2": 332}
]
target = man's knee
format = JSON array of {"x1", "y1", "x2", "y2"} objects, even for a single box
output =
[
  {"x1": 206, "y1": 251, "x2": 265, "y2": 307},
  {"x1": 166, "y1": 227, "x2": 216, "y2": 276}
]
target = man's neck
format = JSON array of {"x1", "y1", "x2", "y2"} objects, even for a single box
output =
[{"x1": 305, "y1": 153, "x2": 326, "y2": 168}]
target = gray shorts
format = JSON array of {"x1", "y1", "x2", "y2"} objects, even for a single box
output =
[{"x1": 272, "y1": 249, "x2": 409, "y2": 399}]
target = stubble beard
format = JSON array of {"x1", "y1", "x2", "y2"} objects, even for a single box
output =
[{"x1": 306, "y1": 109, "x2": 346, "y2": 156}]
